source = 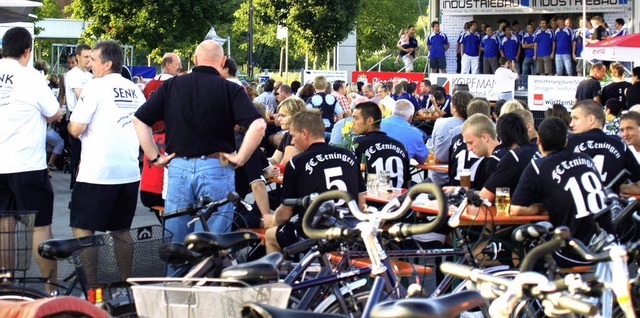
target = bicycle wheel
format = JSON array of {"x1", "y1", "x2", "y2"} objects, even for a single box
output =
[
  {"x1": 0, "y1": 286, "x2": 48, "y2": 301},
  {"x1": 316, "y1": 290, "x2": 370, "y2": 317}
]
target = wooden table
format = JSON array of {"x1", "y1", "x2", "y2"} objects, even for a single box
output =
[
  {"x1": 413, "y1": 162, "x2": 449, "y2": 173},
  {"x1": 366, "y1": 191, "x2": 548, "y2": 226},
  {"x1": 414, "y1": 115, "x2": 438, "y2": 121}
]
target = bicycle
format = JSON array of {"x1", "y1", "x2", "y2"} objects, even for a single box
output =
[
  {"x1": 36, "y1": 225, "x2": 172, "y2": 317},
  {"x1": 241, "y1": 182, "x2": 449, "y2": 318}
]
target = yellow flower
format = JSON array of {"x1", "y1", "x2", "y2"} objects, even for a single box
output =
[
  {"x1": 344, "y1": 121, "x2": 353, "y2": 129},
  {"x1": 342, "y1": 127, "x2": 350, "y2": 135}
]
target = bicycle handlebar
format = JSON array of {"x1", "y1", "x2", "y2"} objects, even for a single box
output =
[
  {"x1": 518, "y1": 226, "x2": 571, "y2": 272},
  {"x1": 301, "y1": 182, "x2": 448, "y2": 241},
  {"x1": 440, "y1": 262, "x2": 598, "y2": 316},
  {"x1": 162, "y1": 191, "x2": 242, "y2": 220}
]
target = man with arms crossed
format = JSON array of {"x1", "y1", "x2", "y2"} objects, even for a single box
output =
[
  {"x1": 134, "y1": 40, "x2": 265, "y2": 245},
  {"x1": 0, "y1": 27, "x2": 62, "y2": 292},
  {"x1": 265, "y1": 110, "x2": 365, "y2": 253},
  {"x1": 68, "y1": 40, "x2": 146, "y2": 239}
]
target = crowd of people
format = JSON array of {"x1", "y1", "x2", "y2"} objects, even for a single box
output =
[
  {"x1": 2, "y1": 16, "x2": 640, "y2": 290},
  {"x1": 399, "y1": 15, "x2": 631, "y2": 76}
]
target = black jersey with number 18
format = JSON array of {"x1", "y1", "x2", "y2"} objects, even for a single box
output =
[{"x1": 512, "y1": 150, "x2": 601, "y2": 243}]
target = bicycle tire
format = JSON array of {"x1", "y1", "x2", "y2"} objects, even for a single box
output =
[
  {"x1": 0, "y1": 286, "x2": 49, "y2": 301},
  {"x1": 317, "y1": 290, "x2": 369, "y2": 317}
]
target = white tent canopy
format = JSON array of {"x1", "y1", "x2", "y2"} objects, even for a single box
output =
[{"x1": 0, "y1": 0, "x2": 41, "y2": 23}]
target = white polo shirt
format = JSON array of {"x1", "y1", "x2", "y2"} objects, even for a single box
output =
[
  {"x1": 71, "y1": 73, "x2": 145, "y2": 184},
  {"x1": 0, "y1": 59, "x2": 60, "y2": 173},
  {"x1": 65, "y1": 66, "x2": 93, "y2": 112}
]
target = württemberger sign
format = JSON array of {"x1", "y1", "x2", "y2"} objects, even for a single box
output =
[{"x1": 441, "y1": 0, "x2": 631, "y2": 15}]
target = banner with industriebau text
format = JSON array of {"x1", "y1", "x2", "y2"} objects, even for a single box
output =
[{"x1": 441, "y1": 0, "x2": 631, "y2": 15}]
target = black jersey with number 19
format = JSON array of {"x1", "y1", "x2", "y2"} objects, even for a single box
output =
[
  {"x1": 512, "y1": 150, "x2": 601, "y2": 243},
  {"x1": 282, "y1": 143, "x2": 365, "y2": 218},
  {"x1": 354, "y1": 131, "x2": 411, "y2": 189}
]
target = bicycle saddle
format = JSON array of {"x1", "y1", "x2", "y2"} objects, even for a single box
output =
[
  {"x1": 512, "y1": 221, "x2": 553, "y2": 242},
  {"x1": 241, "y1": 302, "x2": 344, "y2": 318},
  {"x1": 38, "y1": 236, "x2": 95, "y2": 260},
  {"x1": 158, "y1": 243, "x2": 202, "y2": 265},
  {"x1": 221, "y1": 252, "x2": 283, "y2": 285},
  {"x1": 184, "y1": 231, "x2": 261, "y2": 255},
  {"x1": 370, "y1": 290, "x2": 485, "y2": 318}
]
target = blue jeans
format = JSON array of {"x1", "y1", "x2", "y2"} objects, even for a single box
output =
[
  {"x1": 555, "y1": 54, "x2": 573, "y2": 75},
  {"x1": 522, "y1": 57, "x2": 536, "y2": 75},
  {"x1": 497, "y1": 91, "x2": 514, "y2": 101},
  {"x1": 164, "y1": 156, "x2": 235, "y2": 245}
]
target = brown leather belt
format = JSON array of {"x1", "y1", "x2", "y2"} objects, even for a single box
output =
[{"x1": 206, "y1": 152, "x2": 221, "y2": 159}]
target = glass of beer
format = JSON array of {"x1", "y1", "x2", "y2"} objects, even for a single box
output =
[
  {"x1": 460, "y1": 169, "x2": 471, "y2": 190},
  {"x1": 367, "y1": 174, "x2": 379, "y2": 196},
  {"x1": 495, "y1": 187, "x2": 511, "y2": 215}
]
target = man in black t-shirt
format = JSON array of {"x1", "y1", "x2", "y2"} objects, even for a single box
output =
[
  {"x1": 512, "y1": 118, "x2": 603, "y2": 265},
  {"x1": 478, "y1": 113, "x2": 539, "y2": 200},
  {"x1": 575, "y1": 63, "x2": 606, "y2": 103},
  {"x1": 135, "y1": 40, "x2": 265, "y2": 247},
  {"x1": 457, "y1": 114, "x2": 505, "y2": 192},
  {"x1": 568, "y1": 100, "x2": 640, "y2": 187},
  {"x1": 353, "y1": 102, "x2": 411, "y2": 189},
  {"x1": 265, "y1": 110, "x2": 365, "y2": 253},
  {"x1": 448, "y1": 98, "x2": 491, "y2": 188}
]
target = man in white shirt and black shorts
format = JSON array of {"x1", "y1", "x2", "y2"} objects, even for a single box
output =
[
  {"x1": 68, "y1": 40, "x2": 146, "y2": 238},
  {"x1": 0, "y1": 27, "x2": 63, "y2": 292},
  {"x1": 65, "y1": 43, "x2": 93, "y2": 190}
]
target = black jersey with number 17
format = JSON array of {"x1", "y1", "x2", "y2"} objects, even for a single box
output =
[
  {"x1": 566, "y1": 129, "x2": 640, "y2": 186},
  {"x1": 512, "y1": 150, "x2": 601, "y2": 243},
  {"x1": 448, "y1": 133, "x2": 482, "y2": 189},
  {"x1": 354, "y1": 131, "x2": 411, "y2": 189},
  {"x1": 282, "y1": 143, "x2": 365, "y2": 218}
]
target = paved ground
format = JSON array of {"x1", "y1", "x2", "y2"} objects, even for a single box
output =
[{"x1": 24, "y1": 170, "x2": 158, "y2": 292}]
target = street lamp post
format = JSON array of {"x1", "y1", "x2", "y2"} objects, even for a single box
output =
[{"x1": 248, "y1": 0, "x2": 254, "y2": 79}]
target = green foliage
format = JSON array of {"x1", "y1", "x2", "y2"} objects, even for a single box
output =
[
  {"x1": 67, "y1": 0, "x2": 241, "y2": 62},
  {"x1": 356, "y1": 0, "x2": 423, "y2": 57},
  {"x1": 33, "y1": 0, "x2": 63, "y2": 19}
]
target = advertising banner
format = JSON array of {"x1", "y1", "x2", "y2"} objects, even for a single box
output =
[
  {"x1": 440, "y1": 0, "x2": 631, "y2": 15},
  {"x1": 303, "y1": 70, "x2": 348, "y2": 85},
  {"x1": 428, "y1": 73, "x2": 499, "y2": 100},
  {"x1": 527, "y1": 76, "x2": 583, "y2": 111},
  {"x1": 350, "y1": 71, "x2": 425, "y2": 85}
]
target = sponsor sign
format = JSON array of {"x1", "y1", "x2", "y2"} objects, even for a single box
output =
[
  {"x1": 440, "y1": 0, "x2": 631, "y2": 15},
  {"x1": 303, "y1": 70, "x2": 348, "y2": 85},
  {"x1": 350, "y1": 72, "x2": 425, "y2": 85},
  {"x1": 527, "y1": 76, "x2": 583, "y2": 111},
  {"x1": 428, "y1": 73, "x2": 499, "y2": 100}
]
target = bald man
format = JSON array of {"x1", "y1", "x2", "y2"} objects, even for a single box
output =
[
  {"x1": 143, "y1": 52, "x2": 182, "y2": 100},
  {"x1": 134, "y1": 40, "x2": 266, "y2": 249}
]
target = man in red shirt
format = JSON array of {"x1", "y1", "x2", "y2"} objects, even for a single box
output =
[{"x1": 142, "y1": 52, "x2": 182, "y2": 99}]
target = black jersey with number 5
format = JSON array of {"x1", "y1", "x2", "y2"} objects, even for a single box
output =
[
  {"x1": 566, "y1": 129, "x2": 640, "y2": 186},
  {"x1": 282, "y1": 143, "x2": 365, "y2": 218},
  {"x1": 354, "y1": 131, "x2": 411, "y2": 189},
  {"x1": 512, "y1": 150, "x2": 601, "y2": 243}
]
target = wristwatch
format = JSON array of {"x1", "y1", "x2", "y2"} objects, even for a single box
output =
[{"x1": 149, "y1": 154, "x2": 161, "y2": 164}]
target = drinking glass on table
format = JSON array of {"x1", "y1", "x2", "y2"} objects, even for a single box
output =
[
  {"x1": 367, "y1": 174, "x2": 379, "y2": 196},
  {"x1": 495, "y1": 187, "x2": 511, "y2": 215},
  {"x1": 377, "y1": 171, "x2": 390, "y2": 192}
]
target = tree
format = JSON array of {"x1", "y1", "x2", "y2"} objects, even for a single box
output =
[
  {"x1": 235, "y1": 0, "x2": 362, "y2": 69},
  {"x1": 33, "y1": 0, "x2": 63, "y2": 19},
  {"x1": 67, "y1": 0, "x2": 241, "y2": 62},
  {"x1": 356, "y1": 1, "x2": 422, "y2": 60}
]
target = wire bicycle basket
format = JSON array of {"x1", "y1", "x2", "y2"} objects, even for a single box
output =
[
  {"x1": 71, "y1": 225, "x2": 172, "y2": 288},
  {"x1": 0, "y1": 211, "x2": 36, "y2": 275}
]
